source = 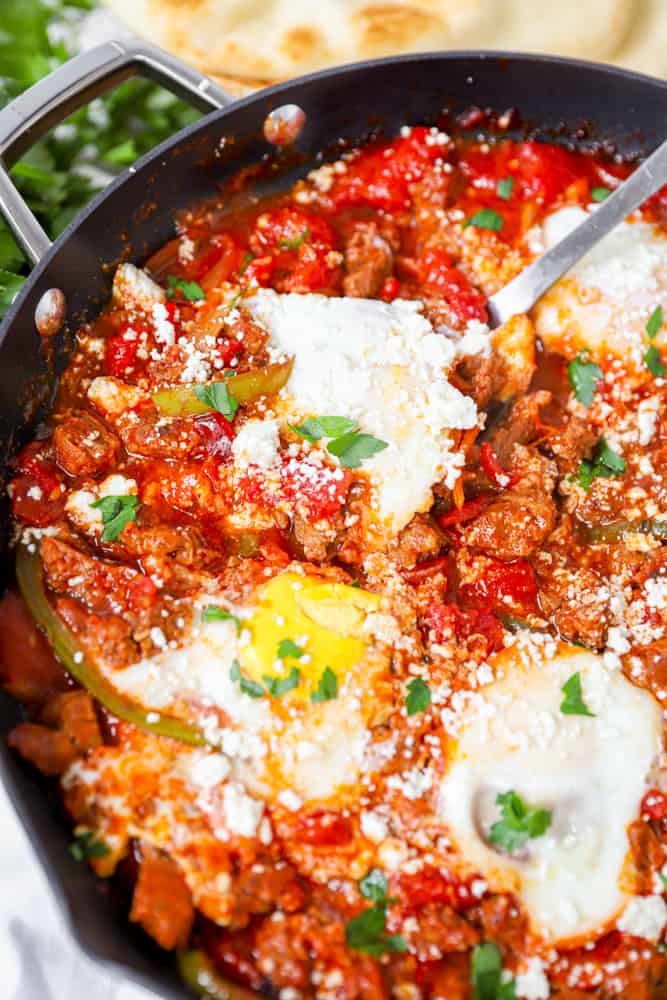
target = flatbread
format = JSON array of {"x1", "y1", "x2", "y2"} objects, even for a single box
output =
[
  {"x1": 102, "y1": 0, "x2": 638, "y2": 83},
  {"x1": 615, "y1": 0, "x2": 667, "y2": 78}
]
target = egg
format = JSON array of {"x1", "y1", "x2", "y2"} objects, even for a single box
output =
[
  {"x1": 438, "y1": 638, "x2": 663, "y2": 946},
  {"x1": 532, "y1": 207, "x2": 667, "y2": 376},
  {"x1": 95, "y1": 569, "x2": 393, "y2": 807}
]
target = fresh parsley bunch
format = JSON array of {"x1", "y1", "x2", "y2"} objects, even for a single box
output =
[{"x1": 0, "y1": 0, "x2": 200, "y2": 318}]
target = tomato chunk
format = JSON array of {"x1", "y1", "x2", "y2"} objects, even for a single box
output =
[
  {"x1": 462, "y1": 557, "x2": 538, "y2": 609},
  {"x1": 438, "y1": 496, "x2": 489, "y2": 528},
  {"x1": 641, "y1": 789, "x2": 667, "y2": 822},
  {"x1": 480, "y1": 442, "x2": 517, "y2": 489},
  {"x1": 425, "y1": 602, "x2": 504, "y2": 654},
  {"x1": 417, "y1": 248, "x2": 487, "y2": 325},
  {"x1": 298, "y1": 810, "x2": 354, "y2": 846},
  {"x1": 105, "y1": 323, "x2": 144, "y2": 377},
  {"x1": 251, "y1": 206, "x2": 337, "y2": 255}
]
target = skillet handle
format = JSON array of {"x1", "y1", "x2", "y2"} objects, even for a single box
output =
[{"x1": 0, "y1": 40, "x2": 233, "y2": 266}]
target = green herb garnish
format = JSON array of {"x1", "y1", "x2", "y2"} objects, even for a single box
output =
[
  {"x1": 91, "y1": 494, "x2": 139, "y2": 542},
  {"x1": 647, "y1": 305, "x2": 663, "y2": 339},
  {"x1": 230, "y1": 659, "x2": 264, "y2": 699},
  {"x1": 202, "y1": 606, "x2": 241, "y2": 629},
  {"x1": 464, "y1": 208, "x2": 504, "y2": 232},
  {"x1": 238, "y1": 251, "x2": 254, "y2": 276},
  {"x1": 69, "y1": 830, "x2": 110, "y2": 862},
  {"x1": 194, "y1": 381, "x2": 239, "y2": 421},
  {"x1": 345, "y1": 869, "x2": 406, "y2": 956},
  {"x1": 310, "y1": 666, "x2": 338, "y2": 703},
  {"x1": 277, "y1": 638, "x2": 304, "y2": 660},
  {"x1": 279, "y1": 228, "x2": 310, "y2": 250},
  {"x1": 166, "y1": 275, "x2": 205, "y2": 302},
  {"x1": 326, "y1": 432, "x2": 389, "y2": 469},
  {"x1": 471, "y1": 942, "x2": 516, "y2": 1000},
  {"x1": 405, "y1": 677, "x2": 431, "y2": 716},
  {"x1": 560, "y1": 671, "x2": 595, "y2": 717},
  {"x1": 577, "y1": 437, "x2": 626, "y2": 491},
  {"x1": 289, "y1": 415, "x2": 358, "y2": 442},
  {"x1": 496, "y1": 177, "x2": 514, "y2": 201},
  {"x1": 263, "y1": 668, "x2": 301, "y2": 698},
  {"x1": 591, "y1": 186, "x2": 611, "y2": 202},
  {"x1": 645, "y1": 344, "x2": 666, "y2": 378},
  {"x1": 489, "y1": 790, "x2": 552, "y2": 853},
  {"x1": 567, "y1": 350, "x2": 602, "y2": 407}
]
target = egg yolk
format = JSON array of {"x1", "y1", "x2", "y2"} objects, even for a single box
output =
[{"x1": 239, "y1": 573, "x2": 382, "y2": 705}]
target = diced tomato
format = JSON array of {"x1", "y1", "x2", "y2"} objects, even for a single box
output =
[
  {"x1": 297, "y1": 810, "x2": 354, "y2": 846},
  {"x1": 274, "y1": 243, "x2": 341, "y2": 294},
  {"x1": 126, "y1": 574, "x2": 159, "y2": 613},
  {"x1": 194, "y1": 412, "x2": 235, "y2": 460},
  {"x1": 250, "y1": 207, "x2": 337, "y2": 255},
  {"x1": 243, "y1": 255, "x2": 274, "y2": 288},
  {"x1": 105, "y1": 322, "x2": 146, "y2": 377},
  {"x1": 460, "y1": 140, "x2": 584, "y2": 208},
  {"x1": 217, "y1": 338, "x2": 243, "y2": 366},
  {"x1": 11, "y1": 445, "x2": 64, "y2": 527},
  {"x1": 329, "y1": 127, "x2": 449, "y2": 212},
  {"x1": 480, "y1": 442, "x2": 517, "y2": 489},
  {"x1": 403, "y1": 555, "x2": 449, "y2": 587},
  {"x1": 379, "y1": 276, "x2": 400, "y2": 302},
  {"x1": 280, "y1": 458, "x2": 353, "y2": 520},
  {"x1": 202, "y1": 925, "x2": 264, "y2": 993},
  {"x1": 425, "y1": 602, "x2": 504, "y2": 653},
  {"x1": 641, "y1": 789, "x2": 667, "y2": 822},
  {"x1": 393, "y1": 866, "x2": 480, "y2": 913},
  {"x1": 438, "y1": 496, "x2": 489, "y2": 528},
  {"x1": 462, "y1": 557, "x2": 538, "y2": 609},
  {"x1": 192, "y1": 231, "x2": 245, "y2": 283},
  {"x1": 416, "y1": 248, "x2": 487, "y2": 325}
]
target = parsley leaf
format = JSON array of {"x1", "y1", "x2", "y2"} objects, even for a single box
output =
[
  {"x1": 471, "y1": 942, "x2": 516, "y2": 1000},
  {"x1": 560, "y1": 672, "x2": 595, "y2": 717},
  {"x1": 277, "y1": 638, "x2": 304, "y2": 660},
  {"x1": 327, "y1": 432, "x2": 389, "y2": 469},
  {"x1": 405, "y1": 677, "x2": 431, "y2": 716},
  {"x1": 263, "y1": 667, "x2": 301, "y2": 698},
  {"x1": 194, "y1": 381, "x2": 239, "y2": 421},
  {"x1": 289, "y1": 416, "x2": 358, "y2": 442},
  {"x1": 659, "y1": 873, "x2": 667, "y2": 892},
  {"x1": 496, "y1": 177, "x2": 514, "y2": 201},
  {"x1": 647, "y1": 305, "x2": 663, "y2": 339},
  {"x1": 359, "y1": 868, "x2": 390, "y2": 903},
  {"x1": 202, "y1": 606, "x2": 241, "y2": 629},
  {"x1": 238, "y1": 251, "x2": 254, "y2": 276},
  {"x1": 567, "y1": 350, "x2": 601, "y2": 407},
  {"x1": 166, "y1": 275, "x2": 205, "y2": 302},
  {"x1": 279, "y1": 227, "x2": 310, "y2": 250},
  {"x1": 645, "y1": 344, "x2": 666, "y2": 378},
  {"x1": 489, "y1": 790, "x2": 552, "y2": 854},
  {"x1": 69, "y1": 830, "x2": 110, "y2": 862},
  {"x1": 464, "y1": 208, "x2": 504, "y2": 232},
  {"x1": 91, "y1": 494, "x2": 139, "y2": 542},
  {"x1": 310, "y1": 666, "x2": 338, "y2": 703},
  {"x1": 591, "y1": 186, "x2": 611, "y2": 202},
  {"x1": 577, "y1": 437, "x2": 626, "y2": 491},
  {"x1": 230, "y1": 659, "x2": 264, "y2": 698}
]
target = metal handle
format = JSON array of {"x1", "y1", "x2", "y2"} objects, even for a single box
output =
[
  {"x1": 487, "y1": 132, "x2": 667, "y2": 327},
  {"x1": 0, "y1": 40, "x2": 233, "y2": 266}
]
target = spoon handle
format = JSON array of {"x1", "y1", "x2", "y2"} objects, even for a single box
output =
[{"x1": 487, "y1": 134, "x2": 667, "y2": 329}]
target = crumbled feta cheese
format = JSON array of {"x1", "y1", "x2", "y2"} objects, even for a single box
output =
[
  {"x1": 232, "y1": 418, "x2": 281, "y2": 470},
  {"x1": 617, "y1": 894, "x2": 667, "y2": 942}
]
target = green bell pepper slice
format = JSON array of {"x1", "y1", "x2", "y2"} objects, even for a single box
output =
[
  {"x1": 16, "y1": 543, "x2": 206, "y2": 746},
  {"x1": 581, "y1": 518, "x2": 667, "y2": 544},
  {"x1": 178, "y1": 950, "x2": 254, "y2": 1000},
  {"x1": 152, "y1": 359, "x2": 293, "y2": 418}
]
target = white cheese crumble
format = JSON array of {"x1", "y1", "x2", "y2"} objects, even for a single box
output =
[
  {"x1": 232, "y1": 418, "x2": 281, "y2": 470},
  {"x1": 245, "y1": 290, "x2": 479, "y2": 534},
  {"x1": 617, "y1": 894, "x2": 667, "y2": 942},
  {"x1": 360, "y1": 810, "x2": 389, "y2": 843},
  {"x1": 515, "y1": 957, "x2": 550, "y2": 1000},
  {"x1": 221, "y1": 781, "x2": 265, "y2": 838},
  {"x1": 112, "y1": 262, "x2": 164, "y2": 311}
]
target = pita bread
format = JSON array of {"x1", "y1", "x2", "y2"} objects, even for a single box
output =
[
  {"x1": 616, "y1": 0, "x2": 667, "y2": 78},
  {"x1": 103, "y1": 0, "x2": 638, "y2": 83}
]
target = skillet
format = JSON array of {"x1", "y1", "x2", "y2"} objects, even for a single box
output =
[{"x1": 0, "y1": 39, "x2": 666, "y2": 999}]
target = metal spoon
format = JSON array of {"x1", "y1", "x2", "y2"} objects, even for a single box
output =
[{"x1": 486, "y1": 134, "x2": 667, "y2": 329}]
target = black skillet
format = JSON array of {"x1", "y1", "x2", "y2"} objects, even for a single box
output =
[{"x1": 0, "y1": 38, "x2": 666, "y2": 998}]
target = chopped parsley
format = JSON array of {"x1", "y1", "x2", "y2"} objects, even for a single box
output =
[
  {"x1": 91, "y1": 494, "x2": 139, "y2": 542},
  {"x1": 489, "y1": 790, "x2": 552, "y2": 854},
  {"x1": 289, "y1": 415, "x2": 358, "y2": 442},
  {"x1": 263, "y1": 667, "x2": 301, "y2": 698},
  {"x1": 310, "y1": 666, "x2": 338, "y2": 703},
  {"x1": 591, "y1": 186, "x2": 611, "y2": 202},
  {"x1": 647, "y1": 305, "x2": 663, "y2": 339},
  {"x1": 645, "y1": 344, "x2": 666, "y2": 378},
  {"x1": 279, "y1": 227, "x2": 310, "y2": 250},
  {"x1": 567, "y1": 350, "x2": 601, "y2": 407},
  {"x1": 202, "y1": 606, "x2": 240, "y2": 629},
  {"x1": 345, "y1": 869, "x2": 406, "y2": 957},
  {"x1": 230, "y1": 659, "x2": 264, "y2": 699},
  {"x1": 327, "y1": 431, "x2": 389, "y2": 469},
  {"x1": 238, "y1": 251, "x2": 254, "y2": 276},
  {"x1": 471, "y1": 942, "x2": 516, "y2": 1000},
  {"x1": 560, "y1": 671, "x2": 595, "y2": 717},
  {"x1": 277, "y1": 638, "x2": 304, "y2": 660},
  {"x1": 166, "y1": 276, "x2": 205, "y2": 302},
  {"x1": 69, "y1": 830, "x2": 110, "y2": 862},
  {"x1": 194, "y1": 380, "x2": 239, "y2": 421},
  {"x1": 577, "y1": 437, "x2": 626, "y2": 491},
  {"x1": 464, "y1": 208, "x2": 504, "y2": 233},
  {"x1": 405, "y1": 677, "x2": 431, "y2": 716},
  {"x1": 496, "y1": 177, "x2": 514, "y2": 201}
]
